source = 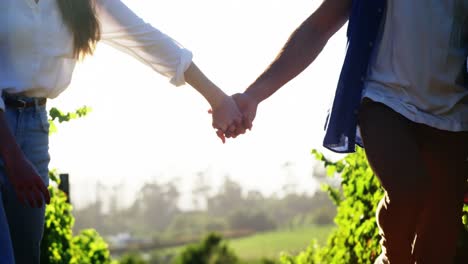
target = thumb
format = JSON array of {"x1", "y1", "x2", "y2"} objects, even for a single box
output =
[{"x1": 244, "y1": 117, "x2": 253, "y2": 131}]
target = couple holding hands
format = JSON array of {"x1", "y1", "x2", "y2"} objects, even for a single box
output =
[{"x1": 1, "y1": 0, "x2": 468, "y2": 264}]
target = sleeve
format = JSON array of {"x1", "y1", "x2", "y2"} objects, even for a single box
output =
[{"x1": 96, "y1": 0, "x2": 193, "y2": 86}]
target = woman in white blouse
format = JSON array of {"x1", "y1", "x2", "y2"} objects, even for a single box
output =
[{"x1": 0, "y1": 0, "x2": 242, "y2": 263}]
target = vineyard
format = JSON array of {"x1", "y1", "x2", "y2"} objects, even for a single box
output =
[
  {"x1": 40, "y1": 146, "x2": 468, "y2": 263},
  {"x1": 41, "y1": 106, "x2": 468, "y2": 263}
]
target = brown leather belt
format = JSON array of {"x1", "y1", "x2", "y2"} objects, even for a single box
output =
[{"x1": 4, "y1": 96, "x2": 47, "y2": 109}]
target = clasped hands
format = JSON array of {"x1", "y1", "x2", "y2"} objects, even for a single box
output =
[{"x1": 209, "y1": 92, "x2": 259, "y2": 143}]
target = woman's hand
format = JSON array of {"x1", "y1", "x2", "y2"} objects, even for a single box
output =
[
  {"x1": 0, "y1": 111, "x2": 50, "y2": 208},
  {"x1": 5, "y1": 152, "x2": 50, "y2": 208},
  {"x1": 209, "y1": 95, "x2": 242, "y2": 143},
  {"x1": 209, "y1": 92, "x2": 258, "y2": 141}
]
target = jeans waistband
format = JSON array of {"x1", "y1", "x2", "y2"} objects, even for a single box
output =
[{"x1": 2, "y1": 92, "x2": 47, "y2": 109}]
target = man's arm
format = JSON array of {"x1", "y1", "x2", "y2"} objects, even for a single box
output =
[
  {"x1": 0, "y1": 111, "x2": 50, "y2": 207},
  {"x1": 246, "y1": 0, "x2": 352, "y2": 103},
  {"x1": 230, "y1": 0, "x2": 352, "y2": 133}
]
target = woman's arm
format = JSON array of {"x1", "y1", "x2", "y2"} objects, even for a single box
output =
[
  {"x1": 96, "y1": 0, "x2": 241, "y2": 140},
  {"x1": 0, "y1": 111, "x2": 50, "y2": 207},
  {"x1": 96, "y1": 0, "x2": 193, "y2": 86},
  {"x1": 184, "y1": 62, "x2": 242, "y2": 136}
]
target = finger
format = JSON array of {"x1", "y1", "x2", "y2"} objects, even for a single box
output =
[
  {"x1": 226, "y1": 123, "x2": 239, "y2": 138},
  {"x1": 229, "y1": 131, "x2": 238, "y2": 138},
  {"x1": 234, "y1": 117, "x2": 247, "y2": 135},
  {"x1": 35, "y1": 177, "x2": 50, "y2": 204},
  {"x1": 31, "y1": 187, "x2": 43, "y2": 208},
  {"x1": 24, "y1": 189, "x2": 36, "y2": 208},
  {"x1": 216, "y1": 130, "x2": 226, "y2": 144},
  {"x1": 208, "y1": 109, "x2": 213, "y2": 114},
  {"x1": 236, "y1": 126, "x2": 247, "y2": 136},
  {"x1": 243, "y1": 117, "x2": 253, "y2": 130},
  {"x1": 16, "y1": 188, "x2": 28, "y2": 206},
  {"x1": 234, "y1": 116, "x2": 243, "y2": 126},
  {"x1": 228, "y1": 124, "x2": 237, "y2": 133},
  {"x1": 214, "y1": 122, "x2": 228, "y2": 133},
  {"x1": 228, "y1": 124, "x2": 236, "y2": 133},
  {"x1": 228, "y1": 130, "x2": 240, "y2": 139}
]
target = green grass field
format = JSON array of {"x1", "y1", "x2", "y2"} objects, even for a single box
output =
[
  {"x1": 228, "y1": 225, "x2": 335, "y2": 263},
  {"x1": 148, "y1": 225, "x2": 335, "y2": 264}
]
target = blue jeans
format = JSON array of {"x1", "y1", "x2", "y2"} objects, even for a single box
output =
[{"x1": 0, "y1": 95, "x2": 50, "y2": 264}]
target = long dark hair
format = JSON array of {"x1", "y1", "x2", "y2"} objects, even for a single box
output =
[{"x1": 57, "y1": 0, "x2": 101, "y2": 58}]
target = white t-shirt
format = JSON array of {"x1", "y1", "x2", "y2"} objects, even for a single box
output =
[
  {"x1": 0, "y1": 0, "x2": 193, "y2": 110},
  {"x1": 363, "y1": 0, "x2": 468, "y2": 131}
]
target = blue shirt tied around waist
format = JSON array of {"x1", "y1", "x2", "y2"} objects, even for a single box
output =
[{"x1": 323, "y1": 0, "x2": 386, "y2": 153}]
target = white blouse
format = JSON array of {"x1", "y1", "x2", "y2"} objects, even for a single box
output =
[{"x1": 0, "y1": 0, "x2": 193, "y2": 110}]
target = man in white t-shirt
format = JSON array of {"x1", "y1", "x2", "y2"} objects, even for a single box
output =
[{"x1": 225, "y1": 0, "x2": 468, "y2": 263}]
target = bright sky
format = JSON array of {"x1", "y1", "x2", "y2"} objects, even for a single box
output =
[{"x1": 48, "y1": 0, "x2": 348, "y2": 209}]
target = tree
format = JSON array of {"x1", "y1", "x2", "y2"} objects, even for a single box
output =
[
  {"x1": 207, "y1": 177, "x2": 244, "y2": 217},
  {"x1": 227, "y1": 209, "x2": 276, "y2": 232},
  {"x1": 133, "y1": 181, "x2": 181, "y2": 232},
  {"x1": 191, "y1": 171, "x2": 212, "y2": 211}
]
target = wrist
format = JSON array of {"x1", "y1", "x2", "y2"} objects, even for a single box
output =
[
  {"x1": 244, "y1": 88, "x2": 262, "y2": 105},
  {"x1": 0, "y1": 112, "x2": 24, "y2": 168},
  {"x1": 207, "y1": 87, "x2": 227, "y2": 109},
  {"x1": 1, "y1": 144, "x2": 23, "y2": 167}
]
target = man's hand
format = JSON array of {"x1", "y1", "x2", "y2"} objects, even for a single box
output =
[
  {"x1": 5, "y1": 154, "x2": 50, "y2": 208},
  {"x1": 209, "y1": 95, "x2": 243, "y2": 143},
  {"x1": 226, "y1": 92, "x2": 259, "y2": 138}
]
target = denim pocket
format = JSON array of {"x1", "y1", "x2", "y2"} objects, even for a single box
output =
[
  {"x1": 29, "y1": 108, "x2": 51, "y2": 186},
  {"x1": 37, "y1": 107, "x2": 50, "y2": 134}
]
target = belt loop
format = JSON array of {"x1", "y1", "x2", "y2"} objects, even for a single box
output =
[
  {"x1": 34, "y1": 98, "x2": 40, "y2": 112},
  {"x1": 17, "y1": 99, "x2": 27, "y2": 110}
]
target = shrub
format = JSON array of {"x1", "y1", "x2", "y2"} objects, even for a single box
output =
[
  {"x1": 41, "y1": 172, "x2": 74, "y2": 264},
  {"x1": 280, "y1": 148, "x2": 468, "y2": 264},
  {"x1": 119, "y1": 252, "x2": 148, "y2": 264},
  {"x1": 41, "y1": 171, "x2": 113, "y2": 264},
  {"x1": 71, "y1": 229, "x2": 112, "y2": 264},
  {"x1": 173, "y1": 233, "x2": 239, "y2": 264}
]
